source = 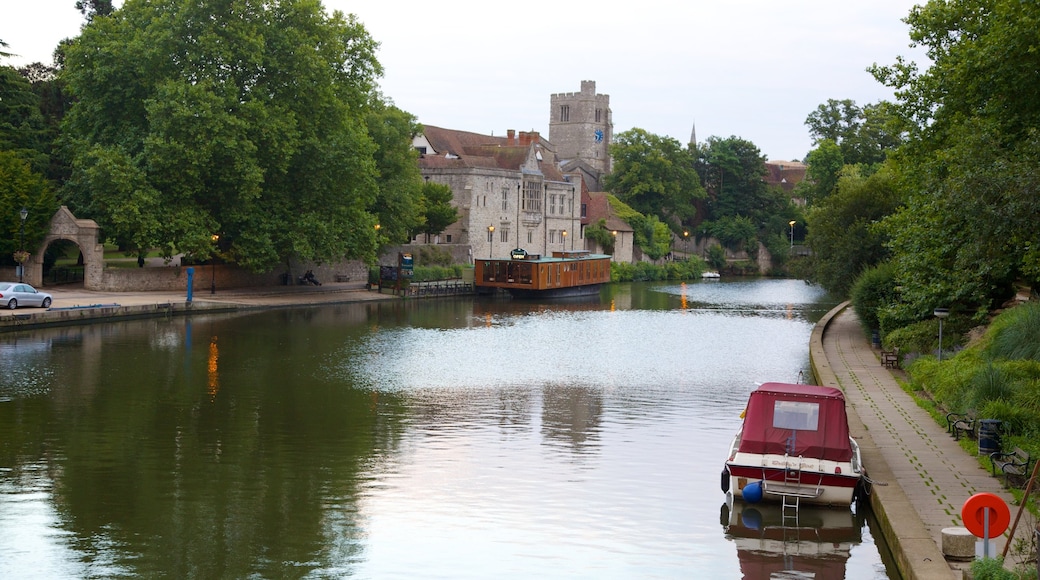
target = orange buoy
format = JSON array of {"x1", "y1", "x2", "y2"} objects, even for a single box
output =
[{"x1": 962, "y1": 493, "x2": 1010, "y2": 538}]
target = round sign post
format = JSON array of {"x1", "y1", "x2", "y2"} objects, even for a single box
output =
[{"x1": 962, "y1": 493, "x2": 1010, "y2": 558}]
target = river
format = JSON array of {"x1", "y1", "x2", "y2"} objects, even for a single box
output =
[{"x1": 0, "y1": 278, "x2": 896, "y2": 578}]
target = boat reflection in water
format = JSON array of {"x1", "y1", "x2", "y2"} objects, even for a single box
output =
[{"x1": 721, "y1": 497, "x2": 864, "y2": 580}]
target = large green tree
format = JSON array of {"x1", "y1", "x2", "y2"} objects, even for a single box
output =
[
  {"x1": 870, "y1": 0, "x2": 1040, "y2": 320},
  {"x1": 806, "y1": 165, "x2": 901, "y2": 297},
  {"x1": 366, "y1": 98, "x2": 424, "y2": 245},
  {"x1": 417, "y1": 181, "x2": 459, "y2": 243},
  {"x1": 0, "y1": 65, "x2": 49, "y2": 174},
  {"x1": 61, "y1": 0, "x2": 391, "y2": 271},
  {"x1": 602, "y1": 128, "x2": 704, "y2": 230},
  {"x1": 805, "y1": 99, "x2": 903, "y2": 167},
  {"x1": 696, "y1": 136, "x2": 790, "y2": 229},
  {"x1": 0, "y1": 151, "x2": 59, "y2": 262}
]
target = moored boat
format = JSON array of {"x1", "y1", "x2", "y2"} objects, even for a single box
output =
[
  {"x1": 474, "y1": 250, "x2": 611, "y2": 298},
  {"x1": 722, "y1": 383, "x2": 865, "y2": 508}
]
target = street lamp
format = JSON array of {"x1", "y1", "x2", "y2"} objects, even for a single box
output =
[
  {"x1": 612, "y1": 230, "x2": 618, "y2": 254},
  {"x1": 488, "y1": 225, "x2": 494, "y2": 258},
  {"x1": 210, "y1": 234, "x2": 219, "y2": 294},
  {"x1": 18, "y1": 207, "x2": 27, "y2": 282},
  {"x1": 934, "y1": 308, "x2": 950, "y2": 361},
  {"x1": 562, "y1": 230, "x2": 567, "y2": 249},
  {"x1": 683, "y1": 230, "x2": 689, "y2": 259},
  {"x1": 789, "y1": 220, "x2": 796, "y2": 249}
]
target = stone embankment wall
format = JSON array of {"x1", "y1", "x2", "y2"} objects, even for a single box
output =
[{"x1": 85, "y1": 260, "x2": 370, "y2": 292}]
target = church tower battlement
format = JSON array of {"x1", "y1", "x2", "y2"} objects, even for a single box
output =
[{"x1": 549, "y1": 80, "x2": 612, "y2": 176}]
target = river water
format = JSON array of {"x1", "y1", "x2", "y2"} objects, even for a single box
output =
[{"x1": 0, "y1": 279, "x2": 896, "y2": 578}]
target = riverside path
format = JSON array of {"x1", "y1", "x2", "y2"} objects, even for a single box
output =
[{"x1": 812, "y1": 302, "x2": 1035, "y2": 580}]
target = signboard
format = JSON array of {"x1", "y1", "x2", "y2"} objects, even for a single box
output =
[{"x1": 510, "y1": 248, "x2": 528, "y2": 260}]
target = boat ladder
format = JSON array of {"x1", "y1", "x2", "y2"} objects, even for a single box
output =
[{"x1": 781, "y1": 462, "x2": 801, "y2": 524}]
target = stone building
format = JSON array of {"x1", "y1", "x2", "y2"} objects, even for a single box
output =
[
  {"x1": 413, "y1": 127, "x2": 583, "y2": 262},
  {"x1": 549, "y1": 80, "x2": 613, "y2": 192}
]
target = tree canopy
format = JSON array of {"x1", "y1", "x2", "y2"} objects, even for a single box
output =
[
  {"x1": 869, "y1": 0, "x2": 1040, "y2": 322},
  {"x1": 61, "y1": 0, "x2": 406, "y2": 271},
  {"x1": 805, "y1": 99, "x2": 902, "y2": 168},
  {"x1": 602, "y1": 128, "x2": 704, "y2": 230},
  {"x1": 806, "y1": 165, "x2": 901, "y2": 297},
  {"x1": 696, "y1": 136, "x2": 793, "y2": 233}
]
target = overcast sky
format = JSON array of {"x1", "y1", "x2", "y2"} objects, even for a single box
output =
[{"x1": 4, "y1": 0, "x2": 926, "y2": 162}]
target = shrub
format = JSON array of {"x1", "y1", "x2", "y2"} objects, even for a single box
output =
[
  {"x1": 986, "y1": 301, "x2": 1040, "y2": 361},
  {"x1": 850, "y1": 262, "x2": 897, "y2": 336}
]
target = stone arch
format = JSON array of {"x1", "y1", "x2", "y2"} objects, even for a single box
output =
[{"x1": 24, "y1": 206, "x2": 105, "y2": 289}]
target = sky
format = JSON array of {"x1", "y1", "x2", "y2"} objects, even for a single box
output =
[{"x1": 3, "y1": 0, "x2": 927, "y2": 162}]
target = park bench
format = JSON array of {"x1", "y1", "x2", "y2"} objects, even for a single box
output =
[
  {"x1": 881, "y1": 348, "x2": 900, "y2": 369},
  {"x1": 989, "y1": 447, "x2": 1033, "y2": 487},
  {"x1": 335, "y1": 274, "x2": 351, "y2": 283},
  {"x1": 946, "y1": 412, "x2": 976, "y2": 440}
]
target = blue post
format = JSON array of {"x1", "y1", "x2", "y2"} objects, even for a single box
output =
[{"x1": 186, "y1": 267, "x2": 195, "y2": 303}]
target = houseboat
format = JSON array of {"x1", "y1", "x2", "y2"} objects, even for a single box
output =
[
  {"x1": 474, "y1": 250, "x2": 612, "y2": 298},
  {"x1": 723, "y1": 383, "x2": 865, "y2": 508}
]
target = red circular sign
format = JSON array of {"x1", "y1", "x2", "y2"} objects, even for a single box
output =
[{"x1": 961, "y1": 493, "x2": 1010, "y2": 538}]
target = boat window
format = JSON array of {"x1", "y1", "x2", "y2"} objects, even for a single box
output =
[{"x1": 772, "y1": 401, "x2": 819, "y2": 431}]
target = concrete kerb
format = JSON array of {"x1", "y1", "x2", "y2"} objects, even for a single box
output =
[
  {"x1": 810, "y1": 301, "x2": 959, "y2": 580},
  {"x1": 0, "y1": 284, "x2": 395, "y2": 332}
]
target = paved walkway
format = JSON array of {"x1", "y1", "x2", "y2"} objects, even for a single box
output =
[{"x1": 813, "y1": 303, "x2": 1036, "y2": 579}]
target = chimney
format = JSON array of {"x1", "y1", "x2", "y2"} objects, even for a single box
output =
[
  {"x1": 507, "y1": 129, "x2": 515, "y2": 142},
  {"x1": 519, "y1": 131, "x2": 540, "y2": 148}
]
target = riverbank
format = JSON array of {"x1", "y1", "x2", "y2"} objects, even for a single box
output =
[
  {"x1": 0, "y1": 282, "x2": 396, "y2": 331},
  {"x1": 811, "y1": 301, "x2": 1034, "y2": 580}
]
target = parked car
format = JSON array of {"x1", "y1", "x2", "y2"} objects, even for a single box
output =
[{"x1": 0, "y1": 282, "x2": 53, "y2": 310}]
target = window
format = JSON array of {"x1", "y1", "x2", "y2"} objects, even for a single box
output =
[
  {"x1": 500, "y1": 228, "x2": 509, "y2": 243},
  {"x1": 416, "y1": 146, "x2": 427, "y2": 155},
  {"x1": 581, "y1": 203, "x2": 587, "y2": 218},
  {"x1": 527, "y1": 231, "x2": 533, "y2": 244},
  {"x1": 522, "y1": 181, "x2": 541, "y2": 212},
  {"x1": 445, "y1": 234, "x2": 452, "y2": 243},
  {"x1": 560, "y1": 105, "x2": 570, "y2": 122},
  {"x1": 772, "y1": 401, "x2": 820, "y2": 431},
  {"x1": 501, "y1": 186, "x2": 509, "y2": 211},
  {"x1": 549, "y1": 229, "x2": 556, "y2": 243},
  {"x1": 549, "y1": 194, "x2": 557, "y2": 215}
]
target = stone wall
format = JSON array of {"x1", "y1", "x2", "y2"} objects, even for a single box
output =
[{"x1": 78, "y1": 259, "x2": 370, "y2": 292}]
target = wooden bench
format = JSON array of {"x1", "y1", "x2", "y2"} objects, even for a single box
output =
[
  {"x1": 335, "y1": 274, "x2": 351, "y2": 283},
  {"x1": 989, "y1": 447, "x2": 1032, "y2": 487},
  {"x1": 880, "y1": 348, "x2": 900, "y2": 369},
  {"x1": 946, "y1": 412, "x2": 976, "y2": 440}
]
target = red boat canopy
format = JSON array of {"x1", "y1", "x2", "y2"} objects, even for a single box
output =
[{"x1": 737, "y1": 383, "x2": 853, "y2": 462}]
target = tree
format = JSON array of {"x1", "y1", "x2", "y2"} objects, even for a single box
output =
[
  {"x1": 696, "y1": 136, "x2": 789, "y2": 229},
  {"x1": 417, "y1": 182, "x2": 458, "y2": 242},
  {"x1": 0, "y1": 151, "x2": 59, "y2": 262},
  {"x1": 76, "y1": 0, "x2": 115, "y2": 20},
  {"x1": 602, "y1": 128, "x2": 704, "y2": 230},
  {"x1": 869, "y1": 0, "x2": 1040, "y2": 320},
  {"x1": 805, "y1": 99, "x2": 903, "y2": 167},
  {"x1": 797, "y1": 139, "x2": 844, "y2": 205},
  {"x1": 366, "y1": 98, "x2": 424, "y2": 245},
  {"x1": 0, "y1": 65, "x2": 48, "y2": 174},
  {"x1": 806, "y1": 164, "x2": 901, "y2": 297},
  {"x1": 61, "y1": 0, "x2": 390, "y2": 271}
]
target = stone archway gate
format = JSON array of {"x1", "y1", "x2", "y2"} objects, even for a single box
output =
[{"x1": 23, "y1": 206, "x2": 105, "y2": 289}]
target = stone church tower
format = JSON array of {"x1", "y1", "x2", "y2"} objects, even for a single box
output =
[{"x1": 549, "y1": 80, "x2": 613, "y2": 179}]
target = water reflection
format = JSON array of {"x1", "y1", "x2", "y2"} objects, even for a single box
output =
[{"x1": 0, "y1": 279, "x2": 890, "y2": 578}]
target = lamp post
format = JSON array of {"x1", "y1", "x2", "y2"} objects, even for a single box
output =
[
  {"x1": 562, "y1": 230, "x2": 567, "y2": 250},
  {"x1": 612, "y1": 230, "x2": 618, "y2": 255},
  {"x1": 683, "y1": 230, "x2": 689, "y2": 259},
  {"x1": 18, "y1": 207, "x2": 27, "y2": 282},
  {"x1": 487, "y1": 225, "x2": 494, "y2": 258},
  {"x1": 210, "y1": 234, "x2": 219, "y2": 294},
  {"x1": 789, "y1": 220, "x2": 796, "y2": 249},
  {"x1": 934, "y1": 308, "x2": 950, "y2": 361}
]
